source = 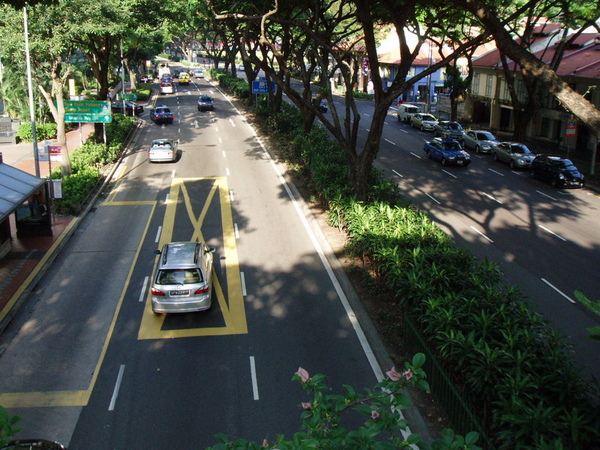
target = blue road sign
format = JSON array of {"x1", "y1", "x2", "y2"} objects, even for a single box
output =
[{"x1": 252, "y1": 80, "x2": 277, "y2": 94}]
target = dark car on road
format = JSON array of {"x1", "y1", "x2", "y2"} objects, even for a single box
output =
[
  {"x1": 530, "y1": 155, "x2": 585, "y2": 188},
  {"x1": 423, "y1": 138, "x2": 471, "y2": 167},
  {"x1": 434, "y1": 121, "x2": 464, "y2": 141},
  {"x1": 197, "y1": 95, "x2": 214, "y2": 111},
  {"x1": 150, "y1": 105, "x2": 174, "y2": 124},
  {"x1": 111, "y1": 101, "x2": 143, "y2": 116}
]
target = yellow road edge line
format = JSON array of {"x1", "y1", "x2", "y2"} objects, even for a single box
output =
[
  {"x1": 1, "y1": 202, "x2": 157, "y2": 409},
  {"x1": 103, "y1": 201, "x2": 157, "y2": 206},
  {"x1": 0, "y1": 216, "x2": 80, "y2": 323}
]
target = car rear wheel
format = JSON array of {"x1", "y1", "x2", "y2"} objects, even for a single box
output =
[
  {"x1": 475, "y1": 145, "x2": 481, "y2": 153},
  {"x1": 509, "y1": 160, "x2": 516, "y2": 169},
  {"x1": 492, "y1": 152, "x2": 498, "y2": 161},
  {"x1": 441, "y1": 158, "x2": 448, "y2": 166},
  {"x1": 551, "y1": 177, "x2": 559, "y2": 188},
  {"x1": 530, "y1": 169, "x2": 536, "y2": 179},
  {"x1": 421, "y1": 125, "x2": 425, "y2": 131}
]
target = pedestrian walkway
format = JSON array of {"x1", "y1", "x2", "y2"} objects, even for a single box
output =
[{"x1": 0, "y1": 123, "x2": 94, "y2": 334}]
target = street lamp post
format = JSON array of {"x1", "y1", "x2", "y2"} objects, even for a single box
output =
[{"x1": 23, "y1": 4, "x2": 40, "y2": 177}]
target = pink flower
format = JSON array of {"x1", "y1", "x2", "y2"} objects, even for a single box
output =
[
  {"x1": 295, "y1": 367, "x2": 310, "y2": 383},
  {"x1": 302, "y1": 402, "x2": 312, "y2": 410},
  {"x1": 371, "y1": 410, "x2": 380, "y2": 419},
  {"x1": 386, "y1": 367, "x2": 401, "y2": 381},
  {"x1": 402, "y1": 369, "x2": 414, "y2": 381}
]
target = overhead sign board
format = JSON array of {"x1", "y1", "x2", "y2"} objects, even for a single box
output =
[
  {"x1": 64, "y1": 100, "x2": 112, "y2": 123},
  {"x1": 252, "y1": 80, "x2": 277, "y2": 94}
]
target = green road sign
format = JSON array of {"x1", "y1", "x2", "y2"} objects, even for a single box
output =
[
  {"x1": 116, "y1": 94, "x2": 137, "y2": 101},
  {"x1": 64, "y1": 100, "x2": 113, "y2": 123}
]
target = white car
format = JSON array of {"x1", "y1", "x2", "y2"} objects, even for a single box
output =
[
  {"x1": 148, "y1": 138, "x2": 178, "y2": 163},
  {"x1": 411, "y1": 113, "x2": 438, "y2": 131},
  {"x1": 463, "y1": 130, "x2": 500, "y2": 154},
  {"x1": 159, "y1": 82, "x2": 174, "y2": 94}
]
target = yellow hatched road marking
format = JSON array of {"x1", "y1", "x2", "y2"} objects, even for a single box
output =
[{"x1": 138, "y1": 177, "x2": 247, "y2": 339}]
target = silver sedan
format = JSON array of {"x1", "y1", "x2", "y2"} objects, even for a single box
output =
[{"x1": 491, "y1": 142, "x2": 536, "y2": 169}]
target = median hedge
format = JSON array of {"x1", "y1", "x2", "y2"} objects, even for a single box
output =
[{"x1": 220, "y1": 82, "x2": 600, "y2": 448}]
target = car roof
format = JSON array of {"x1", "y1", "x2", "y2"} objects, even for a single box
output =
[{"x1": 158, "y1": 242, "x2": 203, "y2": 269}]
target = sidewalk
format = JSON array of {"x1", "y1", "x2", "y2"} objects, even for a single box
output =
[{"x1": 0, "y1": 123, "x2": 94, "y2": 334}]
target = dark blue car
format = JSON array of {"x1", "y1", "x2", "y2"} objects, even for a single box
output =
[{"x1": 423, "y1": 138, "x2": 471, "y2": 167}]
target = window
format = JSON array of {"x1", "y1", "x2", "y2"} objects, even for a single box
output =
[
  {"x1": 472, "y1": 73, "x2": 480, "y2": 94},
  {"x1": 485, "y1": 74, "x2": 493, "y2": 97}
]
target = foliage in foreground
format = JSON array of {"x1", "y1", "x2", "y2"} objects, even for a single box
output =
[
  {"x1": 210, "y1": 354, "x2": 481, "y2": 450},
  {"x1": 0, "y1": 405, "x2": 21, "y2": 446}
]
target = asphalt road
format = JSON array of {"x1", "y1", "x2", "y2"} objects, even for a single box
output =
[{"x1": 0, "y1": 75, "x2": 399, "y2": 448}]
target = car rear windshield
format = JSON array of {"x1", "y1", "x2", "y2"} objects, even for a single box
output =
[
  {"x1": 442, "y1": 141, "x2": 462, "y2": 151},
  {"x1": 157, "y1": 269, "x2": 203, "y2": 285},
  {"x1": 200, "y1": 96, "x2": 212, "y2": 101},
  {"x1": 156, "y1": 108, "x2": 171, "y2": 113}
]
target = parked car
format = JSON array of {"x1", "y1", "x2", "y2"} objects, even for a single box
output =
[
  {"x1": 434, "y1": 121, "x2": 464, "y2": 141},
  {"x1": 150, "y1": 105, "x2": 174, "y2": 124},
  {"x1": 197, "y1": 95, "x2": 214, "y2": 111},
  {"x1": 396, "y1": 103, "x2": 420, "y2": 123},
  {"x1": 530, "y1": 155, "x2": 585, "y2": 188},
  {"x1": 491, "y1": 142, "x2": 536, "y2": 169},
  {"x1": 148, "y1": 138, "x2": 178, "y2": 163},
  {"x1": 178, "y1": 72, "x2": 191, "y2": 85},
  {"x1": 463, "y1": 130, "x2": 499, "y2": 153},
  {"x1": 411, "y1": 113, "x2": 438, "y2": 131},
  {"x1": 423, "y1": 138, "x2": 471, "y2": 167},
  {"x1": 138, "y1": 75, "x2": 151, "y2": 83},
  {"x1": 193, "y1": 69, "x2": 204, "y2": 78},
  {"x1": 159, "y1": 82, "x2": 174, "y2": 94},
  {"x1": 1, "y1": 440, "x2": 67, "y2": 449},
  {"x1": 151, "y1": 241, "x2": 215, "y2": 314},
  {"x1": 111, "y1": 101, "x2": 143, "y2": 116}
]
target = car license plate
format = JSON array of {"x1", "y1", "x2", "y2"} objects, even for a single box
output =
[
  {"x1": 170, "y1": 290, "x2": 189, "y2": 295},
  {"x1": 457, "y1": 161, "x2": 464, "y2": 165}
]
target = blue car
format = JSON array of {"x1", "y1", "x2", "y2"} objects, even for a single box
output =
[
  {"x1": 197, "y1": 95, "x2": 214, "y2": 111},
  {"x1": 423, "y1": 138, "x2": 471, "y2": 167}
]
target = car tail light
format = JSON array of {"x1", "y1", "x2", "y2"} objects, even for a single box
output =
[
  {"x1": 194, "y1": 287, "x2": 209, "y2": 294},
  {"x1": 151, "y1": 287, "x2": 165, "y2": 296}
]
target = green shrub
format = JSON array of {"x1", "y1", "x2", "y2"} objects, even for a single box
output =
[
  {"x1": 17, "y1": 122, "x2": 57, "y2": 142},
  {"x1": 132, "y1": 87, "x2": 151, "y2": 101},
  {"x1": 353, "y1": 90, "x2": 374, "y2": 100}
]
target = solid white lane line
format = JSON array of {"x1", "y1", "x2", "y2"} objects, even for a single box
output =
[
  {"x1": 250, "y1": 356, "x2": 259, "y2": 400},
  {"x1": 536, "y1": 190, "x2": 557, "y2": 201},
  {"x1": 108, "y1": 365, "x2": 126, "y2": 411},
  {"x1": 384, "y1": 138, "x2": 396, "y2": 145},
  {"x1": 541, "y1": 278, "x2": 576, "y2": 303},
  {"x1": 481, "y1": 191, "x2": 502, "y2": 204},
  {"x1": 425, "y1": 193, "x2": 441, "y2": 205},
  {"x1": 539, "y1": 225, "x2": 567, "y2": 241},
  {"x1": 470, "y1": 226, "x2": 494, "y2": 243},
  {"x1": 488, "y1": 168, "x2": 504, "y2": 176},
  {"x1": 139, "y1": 276, "x2": 149, "y2": 302},
  {"x1": 155, "y1": 226, "x2": 162, "y2": 243},
  {"x1": 442, "y1": 169, "x2": 457, "y2": 179},
  {"x1": 240, "y1": 271, "x2": 247, "y2": 296}
]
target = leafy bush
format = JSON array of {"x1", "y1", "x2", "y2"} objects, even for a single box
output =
[
  {"x1": 353, "y1": 90, "x2": 374, "y2": 100},
  {"x1": 16, "y1": 122, "x2": 57, "y2": 142},
  {"x1": 132, "y1": 87, "x2": 151, "y2": 101}
]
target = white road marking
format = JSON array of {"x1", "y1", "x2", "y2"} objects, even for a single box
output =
[
  {"x1": 541, "y1": 278, "x2": 575, "y2": 303},
  {"x1": 536, "y1": 190, "x2": 557, "y2": 201},
  {"x1": 229, "y1": 190, "x2": 234, "y2": 201},
  {"x1": 240, "y1": 271, "x2": 247, "y2": 296},
  {"x1": 384, "y1": 138, "x2": 396, "y2": 146},
  {"x1": 234, "y1": 223, "x2": 239, "y2": 239},
  {"x1": 539, "y1": 225, "x2": 567, "y2": 241},
  {"x1": 481, "y1": 191, "x2": 502, "y2": 204},
  {"x1": 442, "y1": 169, "x2": 457, "y2": 179},
  {"x1": 171, "y1": 170, "x2": 176, "y2": 179},
  {"x1": 392, "y1": 169, "x2": 403, "y2": 178},
  {"x1": 229, "y1": 118, "x2": 236, "y2": 127},
  {"x1": 138, "y1": 276, "x2": 149, "y2": 302},
  {"x1": 470, "y1": 226, "x2": 494, "y2": 243},
  {"x1": 488, "y1": 168, "x2": 504, "y2": 177},
  {"x1": 249, "y1": 356, "x2": 259, "y2": 400},
  {"x1": 410, "y1": 152, "x2": 421, "y2": 159},
  {"x1": 108, "y1": 365, "x2": 125, "y2": 411},
  {"x1": 226, "y1": 167, "x2": 230, "y2": 176},
  {"x1": 425, "y1": 193, "x2": 441, "y2": 205},
  {"x1": 222, "y1": 150, "x2": 226, "y2": 158},
  {"x1": 164, "y1": 194, "x2": 169, "y2": 204},
  {"x1": 155, "y1": 226, "x2": 162, "y2": 243}
]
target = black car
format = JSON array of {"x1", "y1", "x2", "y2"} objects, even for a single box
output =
[
  {"x1": 111, "y1": 101, "x2": 143, "y2": 116},
  {"x1": 530, "y1": 155, "x2": 585, "y2": 188},
  {"x1": 150, "y1": 105, "x2": 174, "y2": 124}
]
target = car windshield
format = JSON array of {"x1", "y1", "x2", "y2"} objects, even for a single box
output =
[
  {"x1": 554, "y1": 159, "x2": 576, "y2": 170},
  {"x1": 446, "y1": 122, "x2": 462, "y2": 130},
  {"x1": 200, "y1": 96, "x2": 212, "y2": 101},
  {"x1": 157, "y1": 269, "x2": 203, "y2": 285},
  {"x1": 511, "y1": 144, "x2": 531, "y2": 154},
  {"x1": 421, "y1": 115, "x2": 436, "y2": 121},
  {"x1": 442, "y1": 141, "x2": 462, "y2": 151},
  {"x1": 477, "y1": 132, "x2": 496, "y2": 140}
]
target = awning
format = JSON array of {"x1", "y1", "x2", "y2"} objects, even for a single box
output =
[{"x1": 0, "y1": 161, "x2": 45, "y2": 222}]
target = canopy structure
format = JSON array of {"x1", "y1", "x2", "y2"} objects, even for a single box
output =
[{"x1": 0, "y1": 155, "x2": 45, "y2": 222}]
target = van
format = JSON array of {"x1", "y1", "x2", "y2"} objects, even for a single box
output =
[{"x1": 397, "y1": 104, "x2": 420, "y2": 124}]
